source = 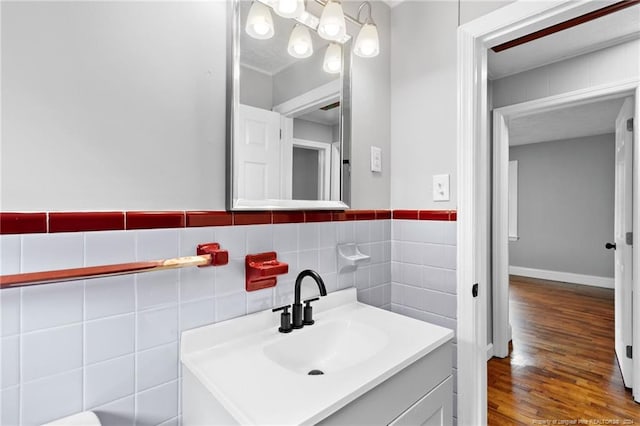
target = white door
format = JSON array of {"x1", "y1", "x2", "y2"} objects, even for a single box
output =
[
  {"x1": 236, "y1": 104, "x2": 282, "y2": 200},
  {"x1": 613, "y1": 97, "x2": 634, "y2": 388}
]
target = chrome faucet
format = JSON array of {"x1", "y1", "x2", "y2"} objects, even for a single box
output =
[{"x1": 292, "y1": 269, "x2": 327, "y2": 329}]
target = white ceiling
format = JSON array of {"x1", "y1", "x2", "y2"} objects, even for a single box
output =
[
  {"x1": 240, "y1": 0, "x2": 363, "y2": 76},
  {"x1": 240, "y1": 1, "x2": 301, "y2": 75},
  {"x1": 488, "y1": 3, "x2": 640, "y2": 80},
  {"x1": 508, "y1": 97, "x2": 624, "y2": 146}
]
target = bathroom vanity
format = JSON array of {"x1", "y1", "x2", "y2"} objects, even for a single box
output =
[{"x1": 180, "y1": 288, "x2": 454, "y2": 425}]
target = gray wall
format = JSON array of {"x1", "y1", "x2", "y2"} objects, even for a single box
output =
[
  {"x1": 292, "y1": 148, "x2": 319, "y2": 200},
  {"x1": 1, "y1": 1, "x2": 226, "y2": 211},
  {"x1": 293, "y1": 119, "x2": 335, "y2": 143},
  {"x1": 239, "y1": 66, "x2": 273, "y2": 110},
  {"x1": 492, "y1": 38, "x2": 640, "y2": 108},
  {"x1": 509, "y1": 134, "x2": 615, "y2": 278},
  {"x1": 390, "y1": 0, "x2": 513, "y2": 210},
  {"x1": 272, "y1": 53, "x2": 336, "y2": 107},
  {"x1": 1, "y1": 1, "x2": 390, "y2": 211}
]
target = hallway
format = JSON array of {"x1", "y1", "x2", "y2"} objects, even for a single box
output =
[{"x1": 488, "y1": 276, "x2": 640, "y2": 424}]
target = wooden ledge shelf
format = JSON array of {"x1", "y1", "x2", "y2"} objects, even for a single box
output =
[{"x1": 0, "y1": 242, "x2": 228, "y2": 289}]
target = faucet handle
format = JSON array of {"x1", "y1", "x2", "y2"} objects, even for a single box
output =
[
  {"x1": 302, "y1": 298, "x2": 320, "y2": 326},
  {"x1": 272, "y1": 305, "x2": 292, "y2": 333}
]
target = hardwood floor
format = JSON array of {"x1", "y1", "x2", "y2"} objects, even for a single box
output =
[{"x1": 488, "y1": 276, "x2": 640, "y2": 424}]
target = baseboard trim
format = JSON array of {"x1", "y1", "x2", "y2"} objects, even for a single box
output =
[
  {"x1": 486, "y1": 343, "x2": 494, "y2": 361},
  {"x1": 509, "y1": 266, "x2": 614, "y2": 289}
]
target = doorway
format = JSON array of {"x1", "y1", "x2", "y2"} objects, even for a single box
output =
[
  {"x1": 456, "y1": 2, "x2": 640, "y2": 423},
  {"x1": 488, "y1": 277, "x2": 639, "y2": 423},
  {"x1": 492, "y1": 90, "x2": 636, "y2": 385},
  {"x1": 489, "y1": 92, "x2": 636, "y2": 422}
]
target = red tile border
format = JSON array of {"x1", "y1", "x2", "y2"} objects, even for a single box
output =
[
  {"x1": 393, "y1": 210, "x2": 419, "y2": 220},
  {"x1": 49, "y1": 212, "x2": 125, "y2": 233},
  {"x1": 353, "y1": 210, "x2": 377, "y2": 220},
  {"x1": 272, "y1": 211, "x2": 305, "y2": 224},
  {"x1": 125, "y1": 211, "x2": 186, "y2": 230},
  {"x1": 233, "y1": 212, "x2": 272, "y2": 226},
  {"x1": 0, "y1": 213, "x2": 48, "y2": 234},
  {"x1": 304, "y1": 211, "x2": 334, "y2": 223},
  {"x1": 186, "y1": 211, "x2": 233, "y2": 227},
  {"x1": 394, "y1": 210, "x2": 457, "y2": 221},
  {"x1": 419, "y1": 210, "x2": 450, "y2": 221},
  {"x1": 375, "y1": 210, "x2": 392, "y2": 220},
  {"x1": 0, "y1": 209, "x2": 454, "y2": 234},
  {"x1": 332, "y1": 211, "x2": 358, "y2": 221}
]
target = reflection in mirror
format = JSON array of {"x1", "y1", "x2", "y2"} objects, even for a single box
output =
[{"x1": 227, "y1": 0, "x2": 378, "y2": 210}]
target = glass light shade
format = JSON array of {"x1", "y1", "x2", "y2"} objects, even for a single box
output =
[
  {"x1": 245, "y1": 2, "x2": 274, "y2": 40},
  {"x1": 323, "y1": 43, "x2": 342, "y2": 74},
  {"x1": 354, "y1": 23, "x2": 379, "y2": 58},
  {"x1": 273, "y1": 0, "x2": 305, "y2": 18},
  {"x1": 318, "y1": 1, "x2": 346, "y2": 41},
  {"x1": 287, "y1": 24, "x2": 313, "y2": 59}
]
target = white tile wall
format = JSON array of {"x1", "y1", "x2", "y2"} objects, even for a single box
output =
[
  {"x1": 0, "y1": 220, "x2": 391, "y2": 425},
  {"x1": 390, "y1": 219, "x2": 457, "y2": 422}
]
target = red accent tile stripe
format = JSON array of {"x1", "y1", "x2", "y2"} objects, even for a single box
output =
[
  {"x1": 0, "y1": 213, "x2": 48, "y2": 234},
  {"x1": 0, "y1": 209, "x2": 453, "y2": 234},
  {"x1": 393, "y1": 210, "x2": 457, "y2": 221},
  {"x1": 419, "y1": 210, "x2": 450, "y2": 221},
  {"x1": 353, "y1": 210, "x2": 377, "y2": 220},
  {"x1": 233, "y1": 212, "x2": 272, "y2": 226},
  {"x1": 272, "y1": 211, "x2": 305, "y2": 224},
  {"x1": 375, "y1": 210, "x2": 392, "y2": 220},
  {"x1": 186, "y1": 211, "x2": 233, "y2": 227},
  {"x1": 393, "y1": 210, "x2": 419, "y2": 220},
  {"x1": 304, "y1": 211, "x2": 334, "y2": 223},
  {"x1": 332, "y1": 211, "x2": 358, "y2": 221},
  {"x1": 49, "y1": 212, "x2": 125, "y2": 233},
  {"x1": 125, "y1": 211, "x2": 186, "y2": 230}
]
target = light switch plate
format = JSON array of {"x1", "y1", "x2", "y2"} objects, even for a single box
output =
[
  {"x1": 370, "y1": 146, "x2": 382, "y2": 172},
  {"x1": 433, "y1": 174, "x2": 450, "y2": 201}
]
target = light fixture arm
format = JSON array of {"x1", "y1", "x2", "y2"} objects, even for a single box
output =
[
  {"x1": 254, "y1": 0, "x2": 376, "y2": 44},
  {"x1": 356, "y1": 1, "x2": 374, "y2": 25},
  {"x1": 313, "y1": 0, "x2": 370, "y2": 27}
]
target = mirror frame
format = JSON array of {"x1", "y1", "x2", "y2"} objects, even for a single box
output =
[{"x1": 226, "y1": 0, "x2": 351, "y2": 211}]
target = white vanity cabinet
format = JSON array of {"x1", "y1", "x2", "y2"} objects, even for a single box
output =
[
  {"x1": 181, "y1": 288, "x2": 455, "y2": 426},
  {"x1": 318, "y1": 343, "x2": 452, "y2": 426}
]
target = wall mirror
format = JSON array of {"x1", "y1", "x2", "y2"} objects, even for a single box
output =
[{"x1": 227, "y1": 0, "x2": 354, "y2": 210}]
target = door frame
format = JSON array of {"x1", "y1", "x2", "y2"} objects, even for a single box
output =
[
  {"x1": 457, "y1": 1, "x2": 640, "y2": 423},
  {"x1": 491, "y1": 80, "x2": 640, "y2": 359}
]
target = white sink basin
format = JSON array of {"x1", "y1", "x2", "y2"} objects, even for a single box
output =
[
  {"x1": 181, "y1": 288, "x2": 453, "y2": 425},
  {"x1": 263, "y1": 319, "x2": 388, "y2": 375}
]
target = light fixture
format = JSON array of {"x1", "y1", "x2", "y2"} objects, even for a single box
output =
[
  {"x1": 318, "y1": 0, "x2": 346, "y2": 42},
  {"x1": 287, "y1": 24, "x2": 313, "y2": 58},
  {"x1": 245, "y1": 1, "x2": 274, "y2": 40},
  {"x1": 354, "y1": 2, "x2": 379, "y2": 58},
  {"x1": 323, "y1": 43, "x2": 342, "y2": 74},
  {"x1": 273, "y1": 0, "x2": 305, "y2": 19}
]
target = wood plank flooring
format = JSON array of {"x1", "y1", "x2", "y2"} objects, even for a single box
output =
[{"x1": 488, "y1": 276, "x2": 640, "y2": 424}]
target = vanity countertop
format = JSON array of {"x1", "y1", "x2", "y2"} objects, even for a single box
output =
[{"x1": 180, "y1": 288, "x2": 454, "y2": 425}]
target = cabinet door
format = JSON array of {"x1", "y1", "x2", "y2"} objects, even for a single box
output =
[{"x1": 389, "y1": 377, "x2": 452, "y2": 426}]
